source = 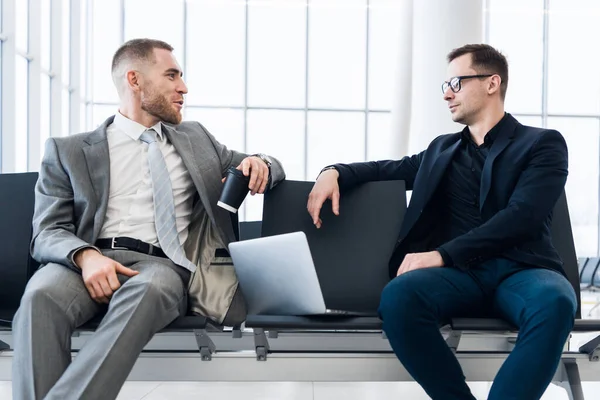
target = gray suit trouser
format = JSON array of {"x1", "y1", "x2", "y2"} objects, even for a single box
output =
[{"x1": 11, "y1": 249, "x2": 191, "y2": 400}]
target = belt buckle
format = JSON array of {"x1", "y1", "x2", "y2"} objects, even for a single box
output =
[{"x1": 111, "y1": 237, "x2": 128, "y2": 250}]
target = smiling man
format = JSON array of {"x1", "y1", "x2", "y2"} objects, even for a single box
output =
[
  {"x1": 12, "y1": 38, "x2": 285, "y2": 400},
  {"x1": 307, "y1": 44, "x2": 576, "y2": 399}
]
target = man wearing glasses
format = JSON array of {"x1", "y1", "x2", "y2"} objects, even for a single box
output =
[{"x1": 307, "y1": 44, "x2": 576, "y2": 400}]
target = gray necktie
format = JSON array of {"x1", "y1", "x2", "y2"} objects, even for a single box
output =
[{"x1": 140, "y1": 129, "x2": 196, "y2": 272}]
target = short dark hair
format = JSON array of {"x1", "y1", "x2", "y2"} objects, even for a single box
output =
[
  {"x1": 447, "y1": 44, "x2": 509, "y2": 100},
  {"x1": 111, "y1": 38, "x2": 174, "y2": 75}
]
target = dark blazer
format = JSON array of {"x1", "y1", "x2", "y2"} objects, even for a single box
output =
[{"x1": 333, "y1": 114, "x2": 569, "y2": 279}]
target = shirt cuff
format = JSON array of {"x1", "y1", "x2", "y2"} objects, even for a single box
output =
[{"x1": 436, "y1": 246, "x2": 454, "y2": 268}]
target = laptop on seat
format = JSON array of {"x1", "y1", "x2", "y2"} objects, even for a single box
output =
[
  {"x1": 229, "y1": 231, "x2": 368, "y2": 316},
  {"x1": 230, "y1": 179, "x2": 407, "y2": 316}
]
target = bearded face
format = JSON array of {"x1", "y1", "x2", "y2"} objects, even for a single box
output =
[{"x1": 140, "y1": 82, "x2": 183, "y2": 125}]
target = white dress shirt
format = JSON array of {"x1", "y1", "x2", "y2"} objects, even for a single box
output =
[{"x1": 98, "y1": 112, "x2": 196, "y2": 248}]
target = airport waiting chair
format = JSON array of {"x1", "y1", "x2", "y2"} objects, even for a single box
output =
[
  {"x1": 0, "y1": 173, "x2": 40, "y2": 329},
  {"x1": 244, "y1": 181, "x2": 600, "y2": 400},
  {"x1": 0, "y1": 172, "x2": 217, "y2": 359},
  {"x1": 239, "y1": 220, "x2": 262, "y2": 241}
]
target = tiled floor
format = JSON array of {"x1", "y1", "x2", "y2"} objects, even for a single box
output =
[
  {"x1": 2, "y1": 381, "x2": 599, "y2": 400},
  {"x1": 0, "y1": 381, "x2": 11, "y2": 400},
  {"x1": 0, "y1": 381, "x2": 440, "y2": 400}
]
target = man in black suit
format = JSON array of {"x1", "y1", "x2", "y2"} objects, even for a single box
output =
[{"x1": 307, "y1": 44, "x2": 576, "y2": 400}]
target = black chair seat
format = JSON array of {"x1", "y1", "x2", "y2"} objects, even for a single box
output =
[
  {"x1": 245, "y1": 315, "x2": 383, "y2": 330},
  {"x1": 451, "y1": 318, "x2": 600, "y2": 332},
  {"x1": 573, "y1": 319, "x2": 600, "y2": 332},
  {"x1": 161, "y1": 315, "x2": 211, "y2": 331},
  {"x1": 451, "y1": 318, "x2": 517, "y2": 331},
  {"x1": 0, "y1": 309, "x2": 14, "y2": 328}
]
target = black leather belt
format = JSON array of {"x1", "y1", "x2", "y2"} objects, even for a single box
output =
[
  {"x1": 96, "y1": 237, "x2": 167, "y2": 258},
  {"x1": 95, "y1": 237, "x2": 230, "y2": 259}
]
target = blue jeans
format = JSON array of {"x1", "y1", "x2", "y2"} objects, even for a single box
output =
[{"x1": 378, "y1": 258, "x2": 577, "y2": 400}]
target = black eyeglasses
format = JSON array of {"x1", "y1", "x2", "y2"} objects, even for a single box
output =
[{"x1": 441, "y1": 74, "x2": 494, "y2": 94}]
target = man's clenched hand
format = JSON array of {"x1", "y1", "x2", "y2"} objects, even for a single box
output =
[{"x1": 74, "y1": 248, "x2": 139, "y2": 303}]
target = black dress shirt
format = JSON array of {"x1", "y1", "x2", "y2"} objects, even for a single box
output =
[{"x1": 437, "y1": 113, "x2": 510, "y2": 266}]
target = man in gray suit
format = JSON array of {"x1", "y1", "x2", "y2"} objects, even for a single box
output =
[{"x1": 11, "y1": 38, "x2": 285, "y2": 400}]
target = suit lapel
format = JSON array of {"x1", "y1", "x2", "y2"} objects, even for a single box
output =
[
  {"x1": 398, "y1": 139, "x2": 461, "y2": 241},
  {"x1": 421, "y1": 139, "x2": 462, "y2": 205},
  {"x1": 82, "y1": 117, "x2": 113, "y2": 239},
  {"x1": 162, "y1": 124, "x2": 217, "y2": 224},
  {"x1": 82, "y1": 119, "x2": 111, "y2": 207},
  {"x1": 480, "y1": 120, "x2": 517, "y2": 208}
]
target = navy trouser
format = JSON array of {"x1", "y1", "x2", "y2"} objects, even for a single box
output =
[{"x1": 378, "y1": 258, "x2": 577, "y2": 400}]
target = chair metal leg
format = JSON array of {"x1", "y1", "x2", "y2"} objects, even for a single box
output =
[
  {"x1": 563, "y1": 358, "x2": 585, "y2": 400},
  {"x1": 193, "y1": 329, "x2": 216, "y2": 361},
  {"x1": 253, "y1": 328, "x2": 271, "y2": 361},
  {"x1": 445, "y1": 330, "x2": 462, "y2": 354},
  {"x1": 579, "y1": 333, "x2": 600, "y2": 361}
]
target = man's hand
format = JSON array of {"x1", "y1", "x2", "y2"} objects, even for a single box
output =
[
  {"x1": 396, "y1": 251, "x2": 444, "y2": 276},
  {"x1": 75, "y1": 248, "x2": 139, "y2": 304},
  {"x1": 307, "y1": 169, "x2": 341, "y2": 229},
  {"x1": 236, "y1": 156, "x2": 270, "y2": 195}
]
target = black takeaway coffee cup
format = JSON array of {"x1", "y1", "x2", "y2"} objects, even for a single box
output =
[{"x1": 217, "y1": 166, "x2": 251, "y2": 213}]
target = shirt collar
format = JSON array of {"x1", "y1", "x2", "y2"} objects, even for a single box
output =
[
  {"x1": 461, "y1": 112, "x2": 509, "y2": 147},
  {"x1": 113, "y1": 111, "x2": 163, "y2": 141}
]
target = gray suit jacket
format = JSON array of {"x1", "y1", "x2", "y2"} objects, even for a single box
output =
[{"x1": 31, "y1": 115, "x2": 285, "y2": 323}]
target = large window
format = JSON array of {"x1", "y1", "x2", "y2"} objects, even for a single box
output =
[
  {"x1": 15, "y1": 55, "x2": 28, "y2": 172},
  {"x1": 5, "y1": 0, "x2": 593, "y2": 256},
  {"x1": 1, "y1": 0, "x2": 79, "y2": 172},
  {"x1": 0, "y1": 0, "x2": 2, "y2": 168},
  {"x1": 61, "y1": 0, "x2": 71, "y2": 135},
  {"x1": 40, "y1": 0, "x2": 51, "y2": 160},
  {"x1": 487, "y1": 0, "x2": 600, "y2": 256},
  {"x1": 15, "y1": 0, "x2": 28, "y2": 172},
  {"x1": 88, "y1": 0, "x2": 403, "y2": 220}
]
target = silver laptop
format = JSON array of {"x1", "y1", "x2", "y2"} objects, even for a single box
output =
[{"x1": 229, "y1": 231, "x2": 366, "y2": 316}]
